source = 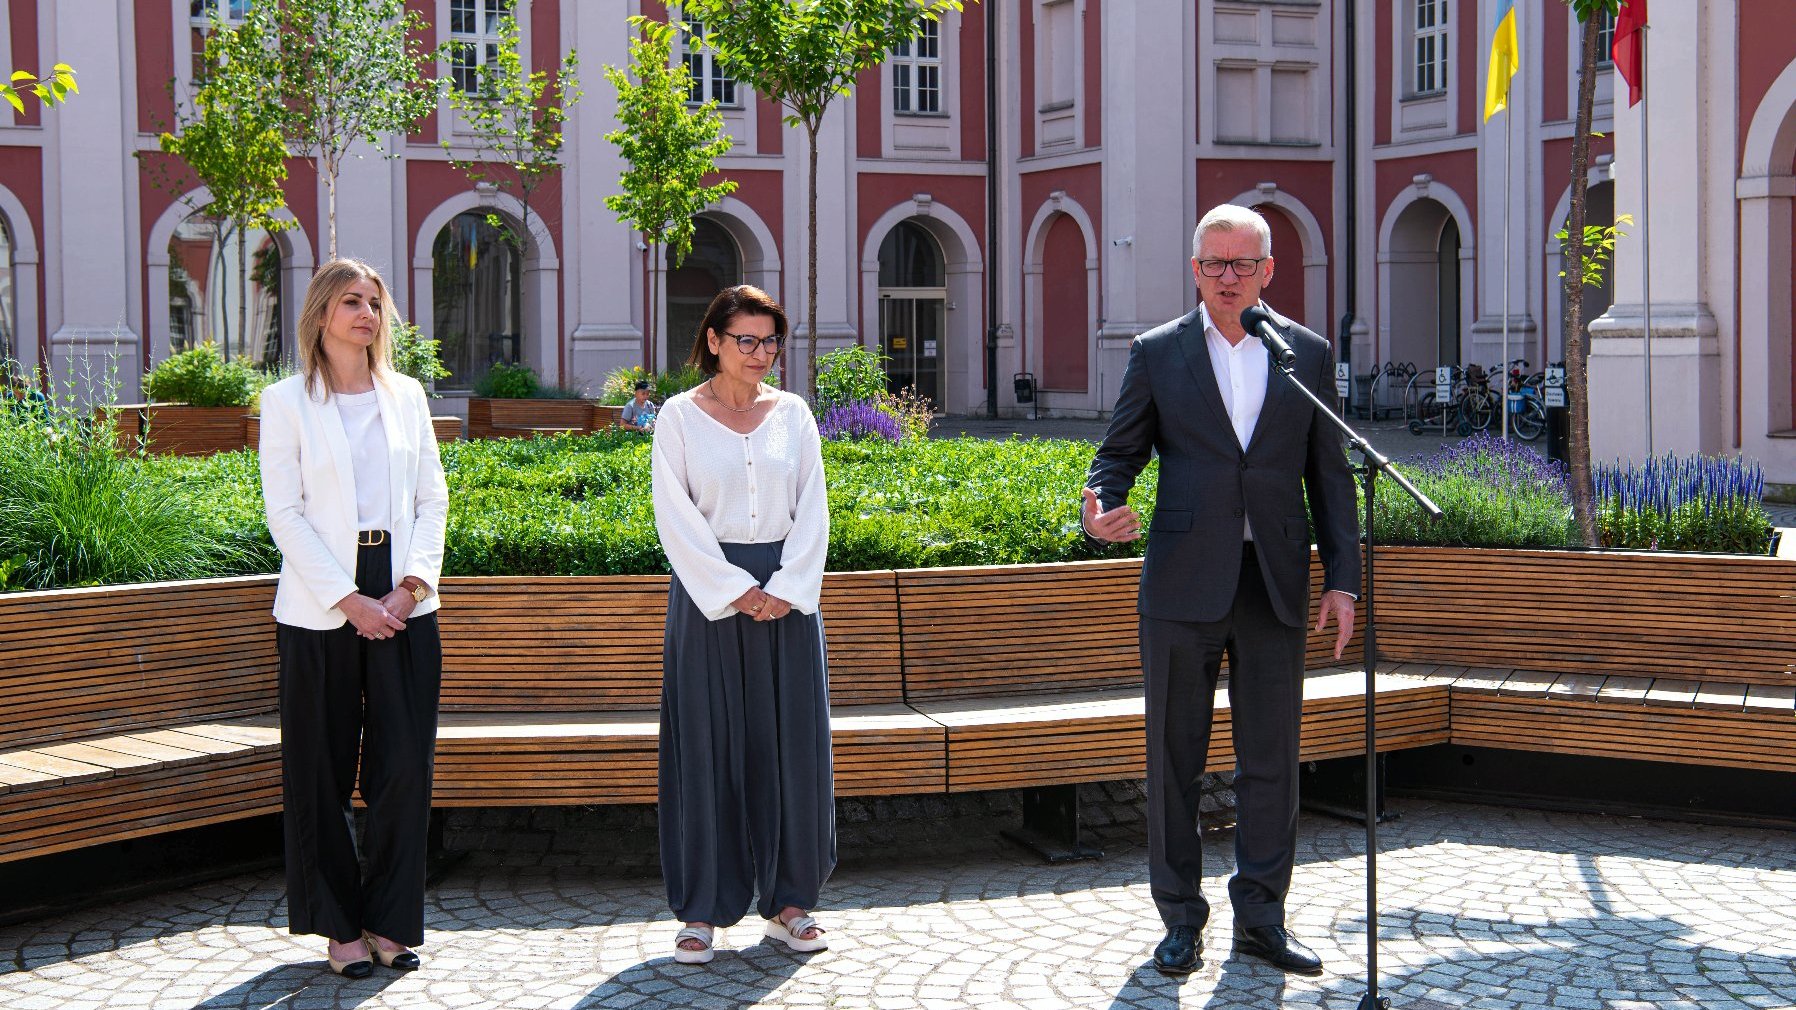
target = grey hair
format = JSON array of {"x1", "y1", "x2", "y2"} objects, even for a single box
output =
[{"x1": 1192, "y1": 204, "x2": 1272, "y2": 259}]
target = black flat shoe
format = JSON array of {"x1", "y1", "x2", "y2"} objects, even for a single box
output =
[
  {"x1": 1233, "y1": 924, "x2": 1323, "y2": 976},
  {"x1": 1153, "y1": 925, "x2": 1203, "y2": 975}
]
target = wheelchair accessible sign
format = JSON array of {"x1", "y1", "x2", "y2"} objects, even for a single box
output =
[{"x1": 1544, "y1": 365, "x2": 1566, "y2": 408}]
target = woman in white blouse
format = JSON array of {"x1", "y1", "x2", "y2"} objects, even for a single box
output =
[
  {"x1": 651, "y1": 285, "x2": 834, "y2": 965},
  {"x1": 259, "y1": 259, "x2": 448, "y2": 978}
]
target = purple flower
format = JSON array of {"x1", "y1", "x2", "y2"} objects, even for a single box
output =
[{"x1": 818, "y1": 399, "x2": 902, "y2": 442}]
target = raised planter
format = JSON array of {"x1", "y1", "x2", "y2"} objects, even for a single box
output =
[
  {"x1": 467, "y1": 397, "x2": 590, "y2": 439},
  {"x1": 243, "y1": 414, "x2": 463, "y2": 446},
  {"x1": 101, "y1": 403, "x2": 252, "y2": 456}
]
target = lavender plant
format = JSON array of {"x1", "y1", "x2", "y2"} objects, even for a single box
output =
[
  {"x1": 818, "y1": 399, "x2": 903, "y2": 442},
  {"x1": 1370, "y1": 433, "x2": 1576, "y2": 548}
]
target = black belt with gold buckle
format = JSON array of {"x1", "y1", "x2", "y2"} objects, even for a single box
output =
[{"x1": 357, "y1": 529, "x2": 388, "y2": 547}]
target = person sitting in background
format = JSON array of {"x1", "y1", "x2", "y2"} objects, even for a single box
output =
[{"x1": 620, "y1": 379, "x2": 657, "y2": 433}]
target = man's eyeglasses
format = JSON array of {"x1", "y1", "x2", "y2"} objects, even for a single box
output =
[
  {"x1": 723, "y1": 332, "x2": 786, "y2": 354},
  {"x1": 1196, "y1": 257, "x2": 1268, "y2": 278}
]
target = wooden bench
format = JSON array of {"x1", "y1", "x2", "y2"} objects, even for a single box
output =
[
  {"x1": 467, "y1": 399, "x2": 624, "y2": 440},
  {"x1": 0, "y1": 579, "x2": 283, "y2": 861},
  {"x1": 1375, "y1": 548, "x2": 1796, "y2": 774}
]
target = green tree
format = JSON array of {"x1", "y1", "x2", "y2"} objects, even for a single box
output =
[
  {"x1": 1561, "y1": 0, "x2": 1620, "y2": 546},
  {"x1": 156, "y1": 12, "x2": 293, "y2": 362},
  {"x1": 249, "y1": 0, "x2": 442, "y2": 259},
  {"x1": 1, "y1": 63, "x2": 76, "y2": 112},
  {"x1": 442, "y1": 13, "x2": 582, "y2": 264},
  {"x1": 677, "y1": 0, "x2": 968, "y2": 398},
  {"x1": 604, "y1": 18, "x2": 737, "y2": 367}
]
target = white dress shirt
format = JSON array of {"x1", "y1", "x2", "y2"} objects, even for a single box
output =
[
  {"x1": 650, "y1": 389, "x2": 829, "y2": 621},
  {"x1": 1200, "y1": 303, "x2": 1269, "y2": 541}
]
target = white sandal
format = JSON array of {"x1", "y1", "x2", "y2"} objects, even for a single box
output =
[
  {"x1": 673, "y1": 924, "x2": 720, "y2": 964},
  {"x1": 764, "y1": 914, "x2": 828, "y2": 952}
]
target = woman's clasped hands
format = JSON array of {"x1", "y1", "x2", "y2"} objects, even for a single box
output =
[
  {"x1": 731, "y1": 586, "x2": 791, "y2": 622},
  {"x1": 338, "y1": 593, "x2": 408, "y2": 640}
]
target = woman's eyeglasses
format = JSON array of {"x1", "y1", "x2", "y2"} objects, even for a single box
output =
[{"x1": 724, "y1": 332, "x2": 786, "y2": 354}]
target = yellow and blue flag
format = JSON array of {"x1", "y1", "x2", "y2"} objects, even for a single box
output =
[{"x1": 1484, "y1": 0, "x2": 1520, "y2": 121}]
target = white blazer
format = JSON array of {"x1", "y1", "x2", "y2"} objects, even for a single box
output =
[{"x1": 259, "y1": 371, "x2": 449, "y2": 630}]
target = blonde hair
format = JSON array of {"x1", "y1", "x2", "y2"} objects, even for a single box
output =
[
  {"x1": 1192, "y1": 204, "x2": 1273, "y2": 259},
  {"x1": 296, "y1": 258, "x2": 397, "y2": 400}
]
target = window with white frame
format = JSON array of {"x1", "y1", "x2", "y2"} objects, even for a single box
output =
[
  {"x1": 680, "y1": 19, "x2": 738, "y2": 107},
  {"x1": 1413, "y1": 0, "x2": 1449, "y2": 95},
  {"x1": 449, "y1": 0, "x2": 514, "y2": 95},
  {"x1": 189, "y1": 0, "x2": 251, "y2": 28},
  {"x1": 892, "y1": 19, "x2": 941, "y2": 114},
  {"x1": 1594, "y1": 8, "x2": 1616, "y2": 67}
]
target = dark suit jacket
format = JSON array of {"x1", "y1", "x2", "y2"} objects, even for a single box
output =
[{"x1": 1085, "y1": 304, "x2": 1361, "y2": 628}]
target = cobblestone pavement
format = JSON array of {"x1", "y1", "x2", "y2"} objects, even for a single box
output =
[{"x1": 4, "y1": 799, "x2": 1795, "y2": 1009}]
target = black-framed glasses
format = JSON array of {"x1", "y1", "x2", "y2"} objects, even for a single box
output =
[
  {"x1": 723, "y1": 332, "x2": 786, "y2": 354},
  {"x1": 1196, "y1": 257, "x2": 1268, "y2": 278}
]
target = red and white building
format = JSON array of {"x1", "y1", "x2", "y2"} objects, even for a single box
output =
[{"x1": 1, "y1": 3, "x2": 1792, "y2": 478}]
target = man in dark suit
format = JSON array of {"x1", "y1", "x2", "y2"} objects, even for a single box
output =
[{"x1": 1082, "y1": 204, "x2": 1361, "y2": 977}]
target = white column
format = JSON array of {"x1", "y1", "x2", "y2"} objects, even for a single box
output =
[
  {"x1": 1469, "y1": 0, "x2": 1535, "y2": 368},
  {"x1": 1100, "y1": 0, "x2": 1185, "y2": 343},
  {"x1": 1588, "y1": 3, "x2": 1725, "y2": 461},
  {"x1": 784, "y1": 97, "x2": 857, "y2": 395},
  {"x1": 566, "y1": 3, "x2": 640, "y2": 384},
  {"x1": 46, "y1": 1, "x2": 140, "y2": 403}
]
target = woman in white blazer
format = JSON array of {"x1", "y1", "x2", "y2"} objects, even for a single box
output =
[{"x1": 259, "y1": 258, "x2": 448, "y2": 978}]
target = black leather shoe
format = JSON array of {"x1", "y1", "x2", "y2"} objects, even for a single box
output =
[
  {"x1": 1233, "y1": 925, "x2": 1323, "y2": 976},
  {"x1": 1152, "y1": 925, "x2": 1202, "y2": 975}
]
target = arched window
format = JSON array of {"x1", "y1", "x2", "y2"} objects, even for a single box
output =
[
  {"x1": 666, "y1": 218, "x2": 742, "y2": 369},
  {"x1": 432, "y1": 212, "x2": 522, "y2": 390},
  {"x1": 0, "y1": 218, "x2": 15, "y2": 365},
  {"x1": 165, "y1": 207, "x2": 283, "y2": 364}
]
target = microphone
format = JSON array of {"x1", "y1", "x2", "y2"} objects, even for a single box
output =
[{"x1": 1240, "y1": 305, "x2": 1297, "y2": 369}]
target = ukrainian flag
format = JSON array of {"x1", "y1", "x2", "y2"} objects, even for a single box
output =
[{"x1": 1484, "y1": 0, "x2": 1520, "y2": 121}]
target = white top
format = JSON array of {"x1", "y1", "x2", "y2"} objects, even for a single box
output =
[
  {"x1": 334, "y1": 389, "x2": 391, "y2": 530},
  {"x1": 650, "y1": 389, "x2": 829, "y2": 621},
  {"x1": 1201, "y1": 303, "x2": 1270, "y2": 542}
]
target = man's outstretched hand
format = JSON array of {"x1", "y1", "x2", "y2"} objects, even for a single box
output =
[{"x1": 1081, "y1": 488, "x2": 1141, "y2": 543}]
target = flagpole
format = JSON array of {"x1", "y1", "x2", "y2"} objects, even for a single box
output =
[
  {"x1": 1502, "y1": 99, "x2": 1512, "y2": 440},
  {"x1": 1639, "y1": 24, "x2": 1654, "y2": 456}
]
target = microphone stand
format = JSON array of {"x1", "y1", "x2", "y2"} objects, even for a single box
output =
[{"x1": 1266, "y1": 346, "x2": 1442, "y2": 1010}]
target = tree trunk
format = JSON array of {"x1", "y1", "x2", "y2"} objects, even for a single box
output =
[
  {"x1": 649, "y1": 237, "x2": 661, "y2": 374},
  {"x1": 324, "y1": 165, "x2": 339, "y2": 261},
  {"x1": 1563, "y1": 18, "x2": 1601, "y2": 547},
  {"x1": 237, "y1": 224, "x2": 249, "y2": 364},
  {"x1": 805, "y1": 120, "x2": 820, "y2": 402},
  {"x1": 214, "y1": 219, "x2": 232, "y2": 363}
]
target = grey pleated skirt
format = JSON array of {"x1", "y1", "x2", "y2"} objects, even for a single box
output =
[{"x1": 659, "y1": 540, "x2": 837, "y2": 927}]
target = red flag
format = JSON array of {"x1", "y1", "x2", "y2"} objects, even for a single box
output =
[{"x1": 1613, "y1": 0, "x2": 1647, "y2": 107}]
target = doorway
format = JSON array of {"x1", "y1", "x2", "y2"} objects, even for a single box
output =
[{"x1": 877, "y1": 221, "x2": 946, "y2": 405}]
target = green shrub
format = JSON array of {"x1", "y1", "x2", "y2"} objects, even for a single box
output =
[
  {"x1": 143, "y1": 342, "x2": 269, "y2": 407},
  {"x1": 390, "y1": 320, "x2": 450, "y2": 393},
  {"x1": 474, "y1": 361, "x2": 540, "y2": 399},
  {"x1": 0, "y1": 367, "x2": 266, "y2": 590},
  {"x1": 1369, "y1": 434, "x2": 1575, "y2": 548},
  {"x1": 814, "y1": 345, "x2": 887, "y2": 410}
]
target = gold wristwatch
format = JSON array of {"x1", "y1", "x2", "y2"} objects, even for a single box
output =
[{"x1": 401, "y1": 577, "x2": 430, "y2": 603}]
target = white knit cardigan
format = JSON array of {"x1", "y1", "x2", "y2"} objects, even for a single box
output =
[{"x1": 650, "y1": 389, "x2": 830, "y2": 621}]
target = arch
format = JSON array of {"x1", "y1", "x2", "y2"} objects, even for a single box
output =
[
  {"x1": 644, "y1": 196, "x2": 781, "y2": 371},
  {"x1": 0, "y1": 182, "x2": 41, "y2": 370},
  {"x1": 144, "y1": 187, "x2": 314, "y2": 368},
  {"x1": 1739, "y1": 57, "x2": 1796, "y2": 452},
  {"x1": 1542, "y1": 168, "x2": 1616, "y2": 366},
  {"x1": 1226, "y1": 186, "x2": 1329, "y2": 338},
  {"x1": 858, "y1": 196, "x2": 986, "y2": 413},
  {"x1": 1014, "y1": 192, "x2": 1100, "y2": 408},
  {"x1": 1376, "y1": 178, "x2": 1476, "y2": 370},
  {"x1": 664, "y1": 218, "x2": 742, "y2": 370},
  {"x1": 411, "y1": 189, "x2": 560, "y2": 383}
]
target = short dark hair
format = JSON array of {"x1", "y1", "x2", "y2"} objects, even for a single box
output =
[
  {"x1": 633, "y1": 379, "x2": 651, "y2": 391},
  {"x1": 687, "y1": 284, "x2": 788, "y2": 375}
]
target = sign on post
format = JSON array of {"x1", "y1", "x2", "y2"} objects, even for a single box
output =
[
  {"x1": 1544, "y1": 365, "x2": 1566, "y2": 408},
  {"x1": 1335, "y1": 361, "x2": 1351, "y2": 399},
  {"x1": 1434, "y1": 366, "x2": 1453, "y2": 402}
]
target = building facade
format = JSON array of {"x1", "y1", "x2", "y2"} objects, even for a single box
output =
[{"x1": 1, "y1": 3, "x2": 1792, "y2": 479}]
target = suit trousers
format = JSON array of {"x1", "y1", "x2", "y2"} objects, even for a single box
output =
[
  {"x1": 1142, "y1": 543, "x2": 1306, "y2": 930},
  {"x1": 277, "y1": 542, "x2": 441, "y2": 946}
]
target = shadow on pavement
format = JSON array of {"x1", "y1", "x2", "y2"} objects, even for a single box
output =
[
  {"x1": 574, "y1": 939, "x2": 811, "y2": 1009},
  {"x1": 187, "y1": 961, "x2": 399, "y2": 1010}
]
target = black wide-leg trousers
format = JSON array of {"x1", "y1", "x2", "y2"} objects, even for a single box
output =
[
  {"x1": 277, "y1": 543, "x2": 441, "y2": 947},
  {"x1": 659, "y1": 540, "x2": 837, "y2": 929},
  {"x1": 1142, "y1": 544, "x2": 1307, "y2": 931}
]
